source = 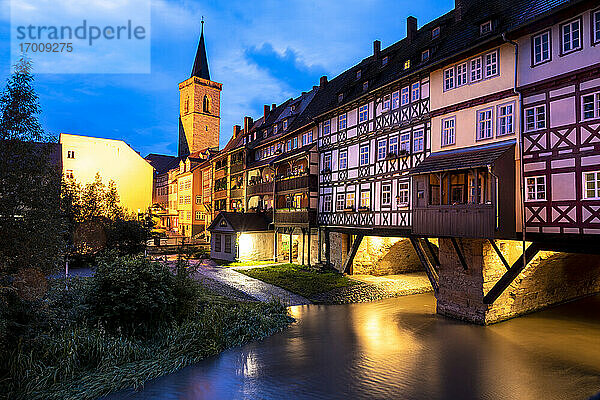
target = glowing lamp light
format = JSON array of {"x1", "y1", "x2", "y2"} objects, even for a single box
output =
[{"x1": 238, "y1": 233, "x2": 255, "y2": 259}]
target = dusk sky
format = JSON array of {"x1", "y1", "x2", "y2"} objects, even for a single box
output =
[{"x1": 0, "y1": 0, "x2": 454, "y2": 157}]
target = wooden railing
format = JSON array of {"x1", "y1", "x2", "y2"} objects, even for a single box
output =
[
  {"x1": 275, "y1": 174, "x2": 318, "y2": 192},
  {"x1": 213, "y1": 189, "x2": 227, "y2": 200},
  {"x1": 412, "y1": 204, "x2": 495, "y2": 238},
  {"x1": 274, "y1": 209, "x2": 317, "y2": 225},
  {"x1": 230, "y1": 188, "x2": 244, "y2": 198},
  {"x1": 230, "y1": 163, "x2": 244, "y2": 174},
  {"x1": 247, "y1": 181, "x2": 273, "y2": 196}
]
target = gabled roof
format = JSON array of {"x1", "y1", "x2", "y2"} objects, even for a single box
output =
[
  {"x1": 145, "y1": 153, "x2": 179, "y2": 173},
  {"x1": 207, "y1": 211, "x2": 272, "y2": 232},
  {"x1": 191, "y1": 20, "x2": 210, "y2": 80}
]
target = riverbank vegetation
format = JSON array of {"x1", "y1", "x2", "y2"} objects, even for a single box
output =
[{"x1": 238, "y1": 263, "x2": 359, "y2": 299}]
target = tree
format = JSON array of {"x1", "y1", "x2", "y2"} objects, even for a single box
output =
[{"x1": 0, "y1": 57, "x2": 65, "y2": 278}]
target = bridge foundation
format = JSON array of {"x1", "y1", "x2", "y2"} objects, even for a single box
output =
[{"x1": 436, "y1": 238, "x2": 600, "y2": 324}]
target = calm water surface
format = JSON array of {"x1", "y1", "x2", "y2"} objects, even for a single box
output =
[{"x1": 105, "y1": 293, "x2": 600, "y2": 400}]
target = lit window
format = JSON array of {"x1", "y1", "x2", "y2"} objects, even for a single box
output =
[
  {"x1": 287, "y1": 140, "x2": 292, "y2": 151},
  {"x1": 293, "y1": 193, "x2": 302, "y2": 209},
  {"x1": 413, "y1": 129, "x2": 424, "y2": 152},
  {"x1": 401, "y1": 87, "x2": 410, "y2": 105},
  {"x1": 360, "y1": 190, "x2": 370, "y2": 209},
  {"x1": 67, "y1": 150, "x2": 75, "y2": 159},
  {"x1": 389, "y1": 136, "x2": 398, "y2": 155},
  {"x1": 359, "y1": 104, "x2": 369, "y2": 123},
  {"x1": 363, "y1": 81, "x2": 369, "y2": 91},
  {"x1": 359, "y1": 144, "x2": 370, "y2": 166},
  {"x1": 195, "y1": 211, "x2": 202, "y2": 220},
  {"x1": 377, "y1": 139, "x2": 387, "y2": 160},
  {"x1": 323, "y1": 194, "x2": 333, "y2": 212},
  {"x1": 356, "y1": 70, "x2": 362, "y2": 79},
  {"x1": 477, "y1": 108, "x2": 493, "y2": 140},
  {"x1": 404, "y1": 60, "x2": 411, "y2": 69},
  {"x1": 338, "y1": 93, "x2": 344, "y2": 103},
  {"x1": 338, "y1": 114, "x2": 347, "y2": 129},
  {"x1": 382, "y1": 56, "x2": 389, "y2": 66},
  {"x1": 346, "y1": 192, "x2": 355, "y2": 209},
  {"x1": 283, "y1": 119, "x2": 288, "y2": 130},
  {"x1": 65, "y1": 169, "x2": 74, "y2": 179},
  {"x1": 400, "y1": 133, "x2": 410, "y2": 153},
  {"x1": 594, "y1": 10, "x2": 600, "y2": 44},
  {"x1": 391, "y1": 91, "x2": 400, "y2": 109},
  {"x1": 421, "y1": 49, "x2": 430, "y2": 61},
  {"x1": 322, "y1": 120, "x2": 331, "y2": 135},
  {"x1": 432, "y1": 26, "x2": 440, "y2": 39},
  {"x1": 583, "y1": 171, "x2": 600, "y2": 199},
  {"x1": 561, "y1": 18, "x2": 581, "y2": 54},
  {"x1": 339, "y1": 150, "x2": 348, "y2": 169},
  {"x1": 383, "y1": 95, "x2": 391, "y2": 110},
  {"x1": 484, "y1": 50, "x2": 498, "y2": 78},
  {"x1": 382, "y1": 184, "x2": 391, "y2": 206},
  {"x1": 336, "y1": 193, "x2": 345, "y2": 211},
  {"x1": 444, "y1": 67, "x2": 455, "y2": 90},
  {"x1": 442, "y1": 117, "x2": 456, "y2": 146},
  {"x1": 526, "y1": 176, "x2": 546, "y2": 201},
  {"x1": 273, "y1": 125, "x2": 278, "y2": 134},
  {"x1": 582, "y1": 92, "x2": 600, "y2": 120},
  {"x1": 293, "y1": 137, "x2": 298, "y2": 149},
  {"x1": 470, "y1": 57, "x2": 482, "y2": 82},
  {"x1": 497, "y1": 103, "x2": 514, "y2": 136},
  {"x1": 456, "y1": 63, "x2": 468, "y2": 86},
  {"x1": 411, "y1": 83, "x2": 420, "y2": 102},
  {"x1": 480, "y1": 20, "x2": 492, "y2": 35},
  {"x1": 533, "y1": 31, "x2": 551, "y2": 65},
  {"x1": 524, "y1": 105, "x2": 546, "y2": 131},
  {"x1": 323, "y1": 153, "x2": 332, "y2": 170},
  {"x1": 398, "y1": 182, "x2": 409, "y2": 206}
]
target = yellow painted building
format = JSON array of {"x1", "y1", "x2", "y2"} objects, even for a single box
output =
[{"x1": 60, "y1": 133, "x2": 154, "y2": 213}]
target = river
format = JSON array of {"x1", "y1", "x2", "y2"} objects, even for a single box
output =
[{"x1": 105, "y1": 293, "x2": 600, "y2": 400}]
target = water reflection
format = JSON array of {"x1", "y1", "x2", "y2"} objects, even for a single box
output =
[{"x1": 105, "y1": 294, "x2": 600, "y2": 400}]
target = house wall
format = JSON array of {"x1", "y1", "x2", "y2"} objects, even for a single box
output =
[
  {"x1": 238, "y1": 232, "x2": 274, "y2": 261},
  {"x1": 210, "y1": 231, "x2": 236, "y2": 261}
]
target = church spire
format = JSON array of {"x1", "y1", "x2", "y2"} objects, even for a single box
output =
[{"x1": 191, "y1": 17, "x2": 210, "y2": 80}]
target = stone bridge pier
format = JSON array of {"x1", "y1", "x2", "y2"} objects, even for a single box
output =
[{"x1": 436, "y1": 238, "x2": 600, "y2": 324}]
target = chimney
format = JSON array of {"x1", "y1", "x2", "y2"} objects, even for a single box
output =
[
  {"x1": 373, "y1": 40, "x2": 381, "y2": 60},
  {"x1": 272, "y1": 103, "x2": 276, "y2": 111},
  {"x1": 320, "y1": 75, "x2": 328, "y2": 87},
  {"x1": 455, "y1": 0, "x2": 465, "y2": 21},
  {"x1": 263, "y1": 105, "x2": 270, "y2": 120},
  {"x1": 407, "y1": 16, "x2": 417, "y2": 43},
  {"x1": 244, "y1": 116, "x2": 253, "y2": 133},
  {"x1": 233, "y1": 125, "x2": 241, "y2": 138}
]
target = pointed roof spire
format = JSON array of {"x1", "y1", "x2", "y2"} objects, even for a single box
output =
[{"x1": 191, "y1": 17, "x2": 210, "y2": 80}]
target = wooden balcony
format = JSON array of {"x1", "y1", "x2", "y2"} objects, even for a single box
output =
[
  {"x1": 213, "y1": 189, "x2": 227, "y2": 200},
  {"x1": 274, "y1": 209, "x2": 317, "y2": 226},
  {"x1": 275, "y1": 174, "x2": 318, "y2": 192},
  {"x1": 412, "y1": 204, "x2": 495, "y2": 238},
  {"x1": 247, "y1": 181, "x2": 273, "y2": 196},
  {"x1": 214, "y1": 167, "x2": 228, "y2": 180},
  {"x1": 230, "y1": 188, "x2": 244, "y2": 199}
]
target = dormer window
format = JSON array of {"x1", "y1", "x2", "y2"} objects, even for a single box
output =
[
  {"x1": 480, "y1": 20, "x2": 492, "y2": 35},
  {"x1": 283, "y1": 119, "x2": 288, "y2": 130},
  {"x1": 404, "y1": 60, "x2": 411, "y2": 70},
  {"x1": 421, "y1": 49, "x2": 430, "y2": 61},
  {"x1": 363, "y1": 81, "x2": 369, "y2": 91},
  {"x1": 338, "y1": 93, "x2": 344, "y2": 103},
  {"x1": 273, "y1": 125, "x2": 278, "y2": 135},
  {"x1": 356, "y1": 69, "x2": 362, "y2": 79},
  {"x1": 382, "y1": 56, "x2": 388, "y2": 66},
  {"x1": 432, "y1": 26, "x2": 440, "y2": 39}
]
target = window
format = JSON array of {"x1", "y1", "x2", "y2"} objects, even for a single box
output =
[
  {"x1": 356, "y1": 70, "x2": 362, "y2": 79},
  {"x1": 400, "y1": 133, "x2": 410, "y2": 153},
  {"x1": 224, "y1": 235, "x2": 232, "y2": 254},
  {"x1": 497, "y1": 103, "x2": 514, "y2": 136},
  {"x1": 338, "y1": 114, "x2": 347, "y2": 129},
  {"x1": 594, "y1": 10, "x2": 600, "y2": 44},
  {"x1": 323, "y1": 153, "x2": 332, "y2": 170},
  {"x1": 401, "y1": 87, "x2": 410, "y2": 105},
  {"x1": 283, "y1": 119, "x2": 288, "y2": 130},
  {"x1": 582, "y1": 92, "x2": 600, "y2": 120},
  {"x1": 339, "y1": 150, "x2": 348, "y2": 169},
  {"x1": 363, "y1": 81, "x2": 369, "y2": 91},
  {"x1": 398, "y1": 182, "x2": 409, "y2": 206},
  {"x1": 485, "y1": 50, "x2": 498, "y2": 77},
  {"x1": 389, "y1": 136, "x2": 398, "y2": 155},
  {"x1": 195, "y1": 211, "x2": 203, "y2": 221},
  {"x1": 196, "y1": 195, "x2": 202, "y2": 204},
  {"x1": 293, "y1": 193, "x2": 302, "y2": 209},
  {"x1": 382, "y1": 184, "x2": 391, "y2": 206},
  {"x1": 421, "y1": 49, "x2": 430, "y2": 61},
  {"x1": 383, "y1": 95, "x2": 391, "y2": 111},
  {"x1": 336, "y1": 193, "x2": 345, "y2": 211},
  {"x1": 287, "y1": 140, "x2": 292, "y2": 151},
  {"x1": 524, "y1": 105, "x2": 546, "y2": 131},
  {"x1": 323, "y1": 194, "x2": 333, "y2": 212},
  {"x1": 377, "y1": 140, "x2": 387, "y2": 160},
  {"x1": 432, "y1": 26, "x2": 440, "y2": 39},
  {"x1": 214, "y1": 234, "x2": 222, "y2": 252},
  {"x1": 346, "y1": 192, "x2": 355, "y2": 209},
  {"x1": 302, "y1": 130, "x2": 312, "y2": 146},
  {"x1": 359, "y1": 145, "x2": 370, "y2": 166},
  {"x1": 456, "y1": 63, "x2": 468, "y2": 86},
  {"x1": 583, "y1": 171, "x2": 600, "y2": 199},
  {"x1": 359, "y1": 105, "x2": 369, "y2": 123},
  {"x1": 382, "y1": 56, "x2": 389, "y2": 66},
  {"x1": 477, "y1": 108, "x2": 493, "y2": 140},
  {"x1": 470, "y1": 57, "x2": 482, "y2": 82},
  {"x1": 65, "y1": 169, "x2": 74, "y2": 179},
  {"x1": 391, "y1": 91, "x2": 400, "y2": 109},
  {"x1": 411, "y1": 83, "x2": 420, "y2": 102},
  {"x1": 441, "y1": 117, "x2": 456, "y2": 147},
  {"x1": 404, "y1": 60, "x2": 411, "y2": 70},
  {"x1": 526, "y1": 176, "x2": 546, "y2": 201},
  {"x1": 444, "y1": 68, "x2": 455, "y2": 91},
  {"x1": 273, "y1": 125, "x2": 278, "y2": 135},
  {"x1": 360, "y1": 190, "x2": 370, "y2": 208},
  {"x1": 413, "y1": 129, "x2": 424, "y2": 152},
  {"x1": 67, "y1": 150, "x2": 75, "y2": 159},
  {"x1": 532, "y1": 31, "x2": 551, "y2": 65},
  {"x1": 323, "y1": 120, "x2": 331, "y2": 135},
  {"x1": 480, "y1": 20, "x2": 492, "y2": 35},
  {"x1": 561, "y1": 18, "x2": 581, "y2": 54}
]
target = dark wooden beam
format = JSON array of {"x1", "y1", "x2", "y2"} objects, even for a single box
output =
[
  {"x1": 483, "y1": 243, "x2": 541, "y2": 305},
  {"x1": 409, "y1": 237, "x2": 439, "y2": 294},
  {"x1": 424, "y1": 238, "x2": 440, "y2": 268},
  {"x1": 342, "y1": 234, "x2": 363, "y2": 274},
  {"x1": 450, "y1": 237, "x2": 468, "y2": 270},
  {"x1": 488, "y1": 239, "x2": 510, "y2": 270}
]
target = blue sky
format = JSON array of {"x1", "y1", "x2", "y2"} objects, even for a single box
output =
[{"x1": 0, "y1": 0, "x2": 454, "y2": 157}]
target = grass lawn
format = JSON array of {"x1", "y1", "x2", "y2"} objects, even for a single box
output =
[
  {"x1": 238, "y1": 263, "x2": 359, "y2": 298},
  {"x1": 218, "y1": 260, "x2": 279, "y2": 267}
]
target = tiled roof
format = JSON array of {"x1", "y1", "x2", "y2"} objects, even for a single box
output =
[
  {"x1": 410, "y1": 139, "x2": 515, "y2": 175},
  {"x1": 207, "y1": 211, "x2": 272, "y2": 232},
  {"x1": 145, "y1": 153, "x2": 179, "y2": 174}
]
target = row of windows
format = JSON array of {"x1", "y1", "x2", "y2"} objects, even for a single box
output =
[
  {"x1": 179, "y1": 195, "x2": 191, "y2": 205},
  {"x1": 322, "y1": 183, "x2": 410, "y2": 212},
  {"x1": 526, "y1": 171, "x2": 600, "y2": 201},
  {"x1": 441, "y1": 103, "x2": 514, "y2": 147},
  {"x1": 255, "y1": 131, "x2": 313, "y2": 161},
  {"x1": 214, "y1": 234, "x2": 233, "y2": 254},
  {"x1": 382, "y1": 82, "x2": 422, "y2": 111},
  {"x1": 524, "y1": 92, "x2": 600, "y2": 134},
  {"x1": 179, "y1": 180, "x2": 191, "y2": 190},
  {"x1": 444, "y1": 50, "x2": 499, "y2": 91}
]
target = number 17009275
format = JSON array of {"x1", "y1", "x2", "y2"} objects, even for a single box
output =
[{"x1": 19, "y1": 43, "x2": 73, "y2": 52}]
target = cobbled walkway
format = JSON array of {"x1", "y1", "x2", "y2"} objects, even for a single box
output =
[{"x1": 191, "y1": 261, "x2": 311, "y2": 306}]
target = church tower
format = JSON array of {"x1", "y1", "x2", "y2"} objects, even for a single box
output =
[{"x1": 178, "y1": 20, "x2": 222, "y2": 158}]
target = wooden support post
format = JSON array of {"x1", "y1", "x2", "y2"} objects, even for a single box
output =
[
  {"x1": 289, "y1": 231, "x2": 293, "y2": 263},
  {"x1": 307, "y1": 228, "x2": 311, "y2": 268},
  {"x1": 483, "y1": 243, "x2": 541, "y2": 305},
  {"x1": 342, "y1": 234, "x2": 363, "y2": 274},
  {"x1": 488, "y1": 239, "x2": 509, "y2": 270},
  {"x1": 424, "y1": 238, "x2": 440, "y2": 268},
  {"x1": 273, "y1": 228, "x2": 278, "y2": 262},
  {"x1": 301, "y1": 228, "x2": 305, "y2": 266},
  {"x1": 409, "y1": 237, "x2": 439, "y2": 294},
  {"x1": 450, "y1": 237, "x2": 468, "y2": 270},
  {"x1": 317, "y1": 228, "x2": 322, "y2": 263}
]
